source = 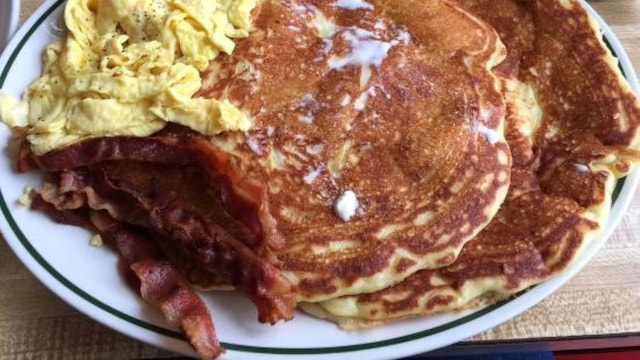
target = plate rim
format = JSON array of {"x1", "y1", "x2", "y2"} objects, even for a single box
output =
[
  {"x1": 0, "y1": 0, "x2": 639, "y2": 359},
  {"x1": 0, "y1": 0, "x2": 20, "y2": 49}
]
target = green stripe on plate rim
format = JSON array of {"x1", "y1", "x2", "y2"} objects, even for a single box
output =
[{"x1": 0, "y1": 0, "x2": 629, "y2": 355}]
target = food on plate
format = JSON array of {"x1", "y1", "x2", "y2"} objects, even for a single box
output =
[
  {"x1": 1, "y1": 0, "x2": 640, "y2": 359},
  {"x1": 301, "y1": 0, "x2": 640, "y2": 327},
  {"x1": 0, "y1": 0, "x2": 256, "y2": 155},
  {"x1": 9, "y1": 0, "x2": 513, "y2": 309},
  {"x1": 193, "y1": 0, "x2": 512, "y2": 302}
]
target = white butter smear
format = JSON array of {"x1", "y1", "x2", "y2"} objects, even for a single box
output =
[
  {"x1": 354, "y1": 87, "x2": 377, "y2": 111},
  {"x1": 477, "y1": 124, "x2": 500, "y2": 145},
  {"x1": 303, "y1": 167, "x2": 323, "y2": 184},
  {"x1": 340, "y1": 94, "x2": 352, "y2": 106},
  {"x1": 308, "y1": 8, "x2": 410, "y2": 113},
  {"x1": 574, "y1": 164, "x2": 590, "y2": 173},
  {"x1": 328, "y1": 28, "x2": 393, "y2": 70},
  {"x1": 354, "y1": 92, "x2": 369, "y2": 111},
  {"x1": 246, "y1": 137, "x2": 263, "y2": 155},
  {"x1": 327, "y1": 28, "x2": 392, "y2": 112},
  {"x1": 334, "y1": 190, "x2": 359, "y2": 221},
  {"x1": 335, "y1": 0, "x2": 373, "y2": 10}
]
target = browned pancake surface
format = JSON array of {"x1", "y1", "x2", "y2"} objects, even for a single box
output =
[
  {"x1": 302, "y1": 0, "x2": 640, "y2": 326},
  {"x1": 196, "y1": 0, "x2": 510, "y2": 301},
  {"x1": 456, "y1": 0, "x2": 640, "y2": 198}
]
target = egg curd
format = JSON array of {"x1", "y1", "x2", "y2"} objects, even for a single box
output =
[{"x1": 0, "y1": 0, "x2": 257, "y2": 155}]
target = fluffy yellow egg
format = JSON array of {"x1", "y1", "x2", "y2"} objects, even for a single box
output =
[{"x1": 0, "y1": 0, "x2": 257, "y2": 155}]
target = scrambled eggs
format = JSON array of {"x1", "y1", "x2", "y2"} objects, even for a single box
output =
[{"x1": 0, "y1": 0, "x2": 256, "y2": 155}]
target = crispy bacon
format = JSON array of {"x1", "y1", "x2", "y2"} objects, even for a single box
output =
[
  {"x1": 132, "y1": 259, "x2": 222, "y2": 360},
  {"x1": 29, "y1": 194, "x2": 224, "y2": 358},
  {"x1": 30, "y1": 192, "x2": 93, "y2": 228},
  {"x1": 88, "y1": 164, "x2": 296, "y2": 323},
  {"x1": 19, "y1": 129, "x2": 271, "y2": 249},
  {"x1": 105, "y1": 227, "x2": 223, "y2": 360},
  {"x1": 19, "y1": 127, "x2": 270, "y2": 251},
  {"x1": 17, "y1": 125, "x2": 199, "y2": 172},
  {"x1": 33, "y1": 163, "x2": 296, "y2": 324},
  {"x1": 145, "y1": 204, "x2": 296, "y2": 323},
  {"x1": 20, "y1": 125, "x2": 297, "y2": 356}
]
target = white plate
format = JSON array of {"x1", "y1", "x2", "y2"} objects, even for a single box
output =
[
  {"x1": 0, "y1": 0, "x2": 20, "y2": 50},
  {"x1": 0, "y1": 1, "x2": 639, "y2": 359}
]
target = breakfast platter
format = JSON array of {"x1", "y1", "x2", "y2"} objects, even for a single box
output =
[{"x1": 1, "y1": 1, "x2": 639, "y2": 359}]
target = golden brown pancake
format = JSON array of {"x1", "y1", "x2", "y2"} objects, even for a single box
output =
[
  {"x1": 300, "y1": 165, "x2": 608, "y2": 328},
  {"x1": 300, "y1": 0, "x2": 640, "y2": 327},
  {"x1": 196, "y1": 0, "x2": 511, "y2": 302}
]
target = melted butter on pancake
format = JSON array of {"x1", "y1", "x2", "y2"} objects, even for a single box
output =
[
  {"x1": 303, "y1": 0, "x2": 640, "y2": 326},
  {"x1": 303, "y1": 166, "x2": 324, "y2": 184},
  {"x1": 574, "y1": 163, "x2": 590, "y2": 173},
  {"x1": 307, "y1": 5, "x2": 411, "y2": 117},
  {"x1": 477, "y1": 124, "x2": 500, "y2": 145},
  {"x1": 328, "y1": 29, "x2": 394, "y2": 70},
  {"x1": 199, "y1": 0, "x2": 510, "y2": 301},
  {"x1": 335, "y1": 0, "x2": 374, "y2": 10},
  {"x1": 333, "y1": 190, "x2": 359, "y2": 221}
]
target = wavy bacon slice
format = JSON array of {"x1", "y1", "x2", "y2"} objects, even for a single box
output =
[
  {"x1": 105, "y1": 226, "x2": 223, "y2": 360},
  {"x1": 133, "y1": 259, "x2": 222, "y2": 360},
  {"x1": 19, "y1": 125, "x2": 297, "y2": 322},
  {"x1": 29, "y1": 159, "x2": 296, "y2": 324},
  {"x1": 17, "y1": 125, "x2": 199, "y2": 173},
  {"x1": 30, "y1": 195, "x2": 223, "y2": 359},
  {"x1": 17, "y1": 126, "x2": 267, "y2": 249},
  {"x1": 89, "y1": 163, "x2": 296, "y2": 323}
]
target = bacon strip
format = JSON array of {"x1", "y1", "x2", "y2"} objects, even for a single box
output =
[
  {"x1": 19, "y1": 128, "x2": 268, "y2": 252},
  {"x1": 19, "y1": 128, "x2": 270, "y2": 249},
  {"x1": 145, "y1": 204, "x2": 296, "y2": 323},
  {"x1": 132, "y1": 259, "x2": 222, "y2": 360},
  {"x1": 20, "y1": 126, "x2": 297, "y2": 323},
  {"x1": 88, "y1": 164, "x2": 296, "y2": 323},
  {"x1": 33, "y1": 162, "x2": 296, "y2": 323},
  {"x1": 30, "y1": 192, "x2": 93, "y2": 227},
  {"x1": 105, "y1": 227, "x2": 223, "y2": 360},
  {"x1": 30, "y1": 195, "x2": 224, "y2": 359},
  {"x1": 17, "y1": 125, "x2": 199, "y2": 172}
]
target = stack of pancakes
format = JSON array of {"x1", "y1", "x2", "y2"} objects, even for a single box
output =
[{"x1": 13, "y1": 0, "x2": 640, "y2": 357}]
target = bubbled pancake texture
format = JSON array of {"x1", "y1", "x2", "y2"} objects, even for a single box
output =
[
  {"x1": 300, "y1": 0, "x2": 640, "y2": 327},
  {"x1": 199, "y1": 0, "x2": 511, "y2": 301}
]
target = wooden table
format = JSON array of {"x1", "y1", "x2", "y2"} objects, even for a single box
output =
[{"x1": 1, "y1": 0, "x2": 640, "y2": 358}]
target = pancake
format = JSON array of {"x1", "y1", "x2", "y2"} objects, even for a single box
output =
[
  {"x1": 193, "y1": 0, "x2": 511, "y2": 302},
  {"x1": 300, "y1": 164, "x2": 612, "y2": 328},
  {"x1": 300, "y1": 0, "x2": 640, "y2": 327}
]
